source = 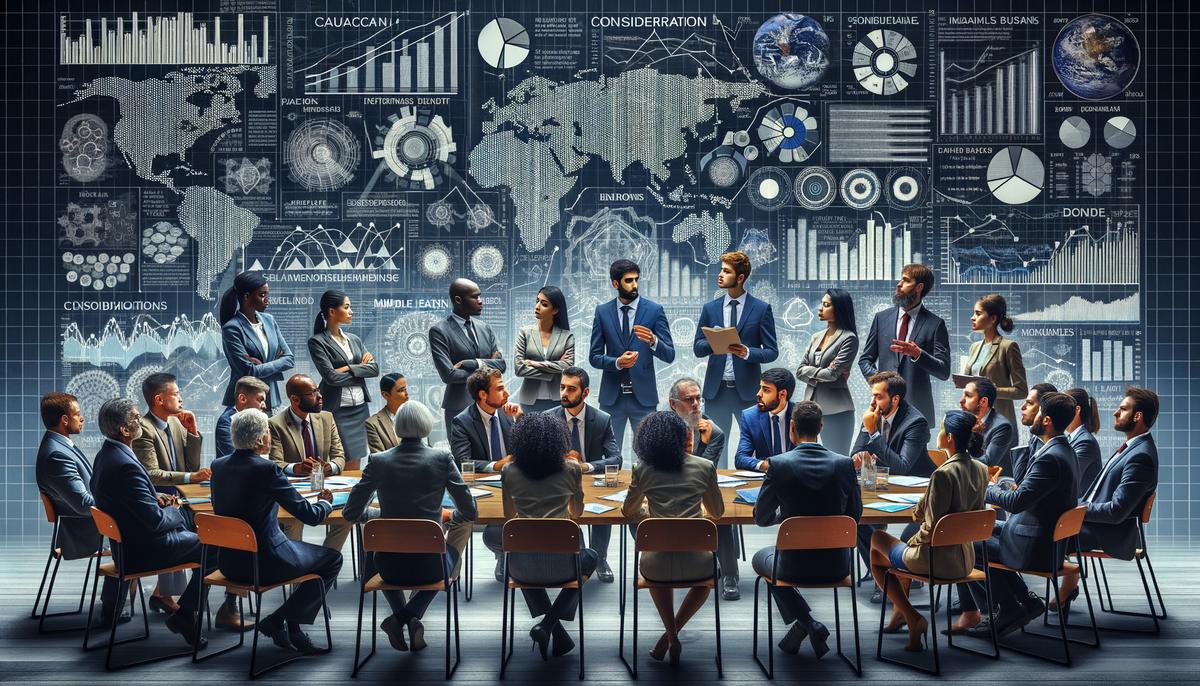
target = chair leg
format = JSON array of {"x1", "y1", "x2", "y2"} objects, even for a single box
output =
[
  {"x1": 351, "y1": 588, "x2": 370, "y2": 677},
  {"x1": 738, "y1": 525, "x2": 747, "y2": 561},
  {"x1": 31, "y1": 549, "x2": 55, "y2": 619},
  {"x1": 1081, "y1": 555, "x2": 1163, "y2": 632},
  {"x1": 929, "y1": 578, "x2": 940, "y2": 675},
  {"x1": 577, "y1": 572, "x2": 586, "y2": 680},
  {"x1": 499, "y1": 571, "x2": 509, "y2": 679},
  {"x1": 81, "y1": 566, "x2": 102, "y2": 651},
  {"x1": 751, "y1": 577, "x2": 767, "y2": 677},
  {"x1": 765, "y1": 581, "x2": 774, "y2": 678},
  {"x1": 1142, "y1": 548, "x2": 1167, "y2": 619},
  {"x1": 849, "y1": 582, "x2": 863, "y2": 676},
  {"x1": 713, "y1": 580, "x2": 723, "y2": 679},
  {"x1": 464, "y1": 532, "x2": 474, "y2": 602},
  {"x1": 631, "y1": 583, "x2": 639, "y2": 680},
  {"x1": 38, "y1": 554, "x2": 94, "y2": 633}
]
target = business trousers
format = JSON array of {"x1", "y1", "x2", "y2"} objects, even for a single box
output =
[
  {"x1": 751, "y1": 548, "x2": 814, "y2": 624},
  {"x1": 371, "y1": 520, "x2": 470, "y2": 622},
  {"x1": 704, "y1": 384, "x2": 754, "y2": 468},
  {"x1": 483, "y1": 525, "x2": 599, "y2": 623},
  {"x1": 281, "y1": 517, "x2": 352, "y2": 553},
  {"x1": 242, "y1": 543, "x2": 342, "y2": 626},
  {"x1": 104, "y1": 532, "x2": 214, "y2": 618},
  {"x1": 820, "y1": 411, "x2": 857, "y2": 457},
  {"x1": 604, "y1": 393, "x2": 655, "y2": 455}
]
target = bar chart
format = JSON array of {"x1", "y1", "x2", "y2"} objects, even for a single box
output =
[
  {"x1": 785, "y1": 214, "x2": 920, "y2": 283},
  {"x1": 1081, "y1": 336, "x2": 1139, "y2": 382},
  {"x1": 651, "y1": 252, "x2": 708, "y2": 300},
  {"x1": 59, "y1": 13, "x2": 269, "y2": 65},
  {"x1": 300, "y1": 13, "x2": 463, "y2": 95},
  {"x1": 939, "y1": 46, "x2": 1040, "y2": 137}
]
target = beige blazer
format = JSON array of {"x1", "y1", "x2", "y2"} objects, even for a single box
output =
[
  {"x1": 132, "y1": 414, "x2": 202, "y2": 486},
  {"x1": 902, "y1": 452, "x2": 988, "y2": 578},
  {"x1": 622, "y1": 454, "x2": 725, "y2": 582},
  {"x1": 268, "y1": 408, "x2": 346, "y2": 472},
  {"x1": 962, "y1": 336, "x2": 1028, "y2": 426},
  {"x1": 500, "y1": 460, "x2": 584, "y2": 519},
  {"x1": 364, "y1": 408, "x2": 399, "y2": 455}
]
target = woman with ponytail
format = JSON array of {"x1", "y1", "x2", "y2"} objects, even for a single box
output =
[
  {"x1": 962, "y1": 294, "x2": 1028, "y2": 427},
  {"x1": 868, "y1": 410, "x2": 989, "y2": 650},
  {"x1": 307, "y1": 290, "x2": 379, "y2": 468},
  {"x1": 1064, "y1": 387, "x2": 1103, "y2": 495},
  {"x1": 219, "y1": 271, "x2": 294, "y2": 412}
]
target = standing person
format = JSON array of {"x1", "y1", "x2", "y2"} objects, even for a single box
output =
[
  {"x1": 219, "y1": 271, "x2": 293, "y2": 412},
  {"x1": 429, "y1": 278, "x2": 506, "y2": 436},
  {"x1": 365, "y1": 373, "x2": 408, "y2": 454},
  {"x1": 858, "y1": 263, "x2": 951, "y2": 431},
  {"x1": 514, "y1": 286, "x2": 575, "y2": 413},
  {"x1": 963, "y1": 294, "x2": 1028, "y2": 427},
  {"x1": 214, "y1": 376, "x2": 268, "y2": 458},
  {"x1": 308, "y1": 290, "x2": 379, "y2": 470},
  {"x1": 1063, "y1": 387, "x2": 1104, "y2": 496},
  {"x1": 589, "y1": 259, "x2": 675, "y2": 451},
  {"x1": 796, "y1": 288, "x2": 860, "y2": 455},
  {"x1": 692, "y1": 251, "x2": 778, "y2": 465}
]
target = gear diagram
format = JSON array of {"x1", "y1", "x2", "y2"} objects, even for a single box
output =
[{"x1": 371, "y1": 108, "x2": 456, "y2": 190}]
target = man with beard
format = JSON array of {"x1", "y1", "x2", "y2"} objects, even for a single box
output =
[
  {"x1": 668, "y1": 377, "x2": 726, "y2": 465},
  {"x1": 858, "y1": 263, "x2": 950, "y2": 433},
  {"x1": 1008, "y1": 382, "x2": 1058, "y2": 483},
  {"x1": 589, "y1": 259, "x2": 675, "y2": 452},
  {"x1": 959, "y1": 377, "x2": 1016, "y2": 473},
  {"x1": 544, "y1": 366, "x2": 621, "y2": 582},
  {"x1": 430, "y1": 278, "x2": 506, "y2": 437}
]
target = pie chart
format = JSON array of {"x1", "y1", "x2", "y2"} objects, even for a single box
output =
[
  {"x1": 1103, "y1": 116, "x2": 1137, "y2": 149},
  {"x1": 851, "y1": 29, "x2": 917, "y2": 95},
  {"x1": 1058, "y1": 116, "x2": 1091, "y2": 149},
  {"x1": 757, "y1": 103, "x2": 820, "y2": 163},
  {"x1": 986, "y1": 146, "x2": 1044, "y2": 205},
  {"x1": 478, "y1": 18, "x2": 529, "y2": 69}
]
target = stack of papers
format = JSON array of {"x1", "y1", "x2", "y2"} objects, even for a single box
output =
[
  {"x1": 584, "y1": 503, "x2": 615, "y2": 514},
  {"x1": 325, "y1": 476, "x2": 360, "y2": 488},
  {"x1": 599, "y1": 490, "x2": 629, "y2": 503},
  {"x1": 878, "y1": 493, "x2": 922, "y2": 504},
  {"x1": 475, "y1": 474, "x2": 503, "y2": 485},
  {"x1": 717, "y1": 479, "x2": 749, "y2": 488},
  {"x1": 732, "y1": 470, "x2": 765, "y2": 479},
  {"x1": 733, "y1": 487, "x2": 761, "y2": 505},
  {"x1": 864, "y1": 502, "x2": 913, "y2": 512},
  {"x1": 888, "y1": 476, "x2": 931, "y2": 488}
]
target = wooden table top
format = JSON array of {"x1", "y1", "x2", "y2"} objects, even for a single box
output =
[{"x1": 178, "y1": 468, "x2": 924, "y2": 526}]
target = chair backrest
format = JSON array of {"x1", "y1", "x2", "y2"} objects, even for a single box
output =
[
  {"x1": 1140, "y1": 491, "x2": 1156, "y2": 524},
  {"x1": 362, "y1": 518, "x2": 446, "y2": 554},
  {"x1": 1053, "y1": 505, "x2": 1088, "y2": 543},
  {"x1": 775, "y1": 515, "x2": 856, "y2": 551},
  {"x1": 929, "y1": 509, "x2": 996, "y2": 548},
  {"x1": 635, "y1": 518, "x2": 717, "y2": 553},
  {"x1": 927, "y1": 449, "x2": 950, "y2": 468},
  {"x1": 194, "y1": 512, "x2": 259, "y2": 553},
  {"x1": 90, "y1": 507, "x2": 121, "y2": 543},
  {"x1": 39, "y1": 492, "x2": 57, "y2": 523},
  {"x1": 501, "y1": 518, "x2": 581, "y2": 554}
]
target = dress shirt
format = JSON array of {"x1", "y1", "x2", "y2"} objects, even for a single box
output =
[
  {"x1": 283, "y1": 408, "x2": 342, "y2": 476},
  {"x1": 566, "y1": 405, "x2": 590, "y2": 470},
  {"x1": 149, "y1": 412, "x2": 191, "y2": 483},
  {"x1": 239, "y1": 311, "x2": 270, "y2": 359},
  {"x1": 722, "y1": 291, "x2": 748, "y2": 380},
  {"x1": 617, "y1": 296, "x2": 659, "y2": 350},
  {"x1": 478, "y1": 404, "x2": 507, "y2": 472},
  {"x1": 331, "y1": 333, "x2": 367, "y2": 407}
]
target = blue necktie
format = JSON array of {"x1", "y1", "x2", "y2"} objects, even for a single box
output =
[
  {"x1": 770, "y1": 415, "x2": 780, "y2": 455},
  {"x1": 570, "y1": 417, "x2": 583, "y2": 455},
  {"x1": 489, "y1": 414, "x2": 503, "y2": 463}
]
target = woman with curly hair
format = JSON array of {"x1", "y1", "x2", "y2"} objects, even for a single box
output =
[{"x1": 622, "y1": 411, "x2": 725, "y2": 666}]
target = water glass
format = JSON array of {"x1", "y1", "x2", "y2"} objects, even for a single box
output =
[
  {"x1": 604, "y1": 464, "x2": 619, "y2": 487},
  {"x1": 876, "y1": 466, "x2": 890, "y2": 491},
  {"x1": 461, "y1": 460, "x2": 475, "y2": 480}
]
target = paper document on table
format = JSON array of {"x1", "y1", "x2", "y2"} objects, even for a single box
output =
[
  {"x1": 599, "y1": 490, "x2": 629, "y2": 503},
  {"x1": 888, "y1": 476, "x2": 931, "y2": 487},
  {"x1": 878, "y1": 493, "x2": 923, "y2": 504},
  {"x1": 732, "y1": 470, "x2": 765, "y2": 479},
  {"x1": 702, "y1": 326, "x2": 742, "y2": 352},
  {"x1": 475, "y1": 474, "x2": 503, "y2": 484},
  {"x1": 864, "y1": 502, "x2": 913, "y2": 512},
  {"x1": 324, "y1": 476, "x2": 360, "y2": 487},
  {"x1": 733, "y1": 487, "x2": 761, "y2": 505},
  {"x1": 584, "y1": 503, "x2": 615, "y2": 514},
  {"x1": 717, "y1": 480, "x2": 749, "y2": 488}
]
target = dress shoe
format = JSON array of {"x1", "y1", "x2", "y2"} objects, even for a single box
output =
[
  {"x1": 882, "y1": 614, "x2": 907, "y2": 634},
  {"x1": 98, "y1": 605, "x2": 132, "y2": 626},
  {"x1": 721, "y1": 576, "x2": 740, "y2": 601},
  {"x1": 215, "y1": 603, "x2": 254, "y2": 631},
  {"x1": 165, "y1": 610, "x2": 208, "y2": 649},
  {"x1": 380, "y1": 615, "x2": 408, "y2": 651},
  {"x1": 550, "y1": 622, "x2": 575, "y2": 657},
  {"x1": 288, "y1": 628, "x2": 324, "y2": 655},
  {"x1": 965, "y1": 603, "x2": 1028, "y2": 639},
  {"x1": 870, "y1": 587, "x2": 883, "y2": 604},
  {"x1": 528, "y1": 622, "x2": 551, "y2": 661},
  {"x1": 808, "y1": 621, "x2": 830, "y2": 659},
  {"x1": 494, "y1": 559, "x2": 505, "y2": 583},
  {"x1": 407, "y1": 618, "x2": 427, "y2": 652},
  {"x1": 596, "y1": 558, "x2": 614, "y2": 583},
  {"x1": 1048, "y1": 587, "x2": 1079, "y2": 614},
  {"x1": 256, "y1": 614, "x2": 294, "y2": 651},
  {"x1": 1021, "y1": 592, "x2": 1048, "y2": 622},
  {"x1": 148, "y1": 595, "x2": 178, "y2": 614},
  {"x1": 777, "y1": 621, "x2": 808, "y2": 655}
]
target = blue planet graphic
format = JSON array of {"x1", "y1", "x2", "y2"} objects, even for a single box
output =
[
  {"x1": 753, "y1": 14, "x2": 831, "y2": 90},
  {"x1": 1052, "y1": 14, "x2": 1140, "y2": 100}
]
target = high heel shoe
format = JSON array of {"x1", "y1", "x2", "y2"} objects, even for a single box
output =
[
  {"x1": 668, "y1": 637, "x2": 682, "y2": 667},
  {"x1": 649, "y1": 633, "x2": 670, "y2": 661},
  {"x1": 904, "y1": 616, "x2": 928, "y2": 652},
  {"x1": 529, "y1": 623, "x2": 551, "y2": 661},
  {"x1": 808, "y1": 621, "x2": 830, "y2": 659},
  {"x1": 1048, "y1": 586, "x2": 1079, "y2": 613},
  {"x1": 148, "y1": 595, "x2": 178, "y2": 614},
  {"x1": 882, "y1": 614, "x2": 908, "y2": 634}
]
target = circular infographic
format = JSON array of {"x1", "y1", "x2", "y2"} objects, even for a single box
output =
[
  {"x1": 1103, "y1": 115, "x2": 1137, "y2": 149},
  {"x1": 752, "y1": 14, "x2": 831, "y2": 89},
  {"x1": 478, "y1": 18, "x2": 530, "y2": 69},
  {"x1": 851, "y1": 29, "x2": 917, "y2": 95},
  {"x1": 701, "y1": 147, "x2": 746, "y2": 188},
  {"x1": 986, "y1": 146, "x2": 1044, "y2": 204},
  {"x1": 885, "y1": 167, "x2": 926, "y2": 210},
  {"x1": 418, "y1": 244, "x2": 453, "y2": 279},
  {"x1": 1058, "y1": 116, "x2": 1092, "y2": 149},
  {"x1": 1052, "y1": 14, "x2": 1140, "y2": 100},
  {"x1": 746, "y1": 166, "x2": 792, "y2": 211},
  {"x1": 470, "y1": 245, "x2": 505, "y2": 279},
  {"x1": 793, "y1": 166, "x2": 837, "y2": 210},
  {"x1": 756, "y1": 102, "x2": 820, "y2": 163},
  {"x1": 839, "y1": 168, "x2": 882, "y2": 210},
  {"x1": 285, "y1": 118, "x2": 361, "y2": 192}
]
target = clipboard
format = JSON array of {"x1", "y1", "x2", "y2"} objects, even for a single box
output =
[
  {"x1": 952, "y1": 374, "x2": 987, "y2": 389},
  {"x1": 702, "y1": 326, "x2": 742, "y2": 352}
]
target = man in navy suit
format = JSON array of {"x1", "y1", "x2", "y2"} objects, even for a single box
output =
[
  {"x1": 89, "y1": 398, "x2": 210, "y2": 648},
  {"x1": 211, "y1": 409, "x2": 342, "y2": 655},
  {"x1": 589, "y1": 259, "x2": 675, "y2": 451},
  {"x1": 692, "y1": 251, "x2": 779, "y2": 466},
  {"x1": 214, "y1": 376, "x2": 268, "y2": 458},
  {"x1": 1009, "y1": 382, "x2": 1058, "y2": 483},
  {"x1": 735, "y1": 368, "x2": 798, "y2": 473},
  {"x1": 959, "y1": 377, "x2": 1015, "y2": 473},
  {"x1": 545, "y1": 366, "x2": 621, "y2": 581},
  {"x1": 857, "y1": 263, "x2": 950, "y2": 432}
]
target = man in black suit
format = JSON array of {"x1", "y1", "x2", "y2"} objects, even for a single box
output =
[
  {"x1": 857, "y1": 263, "x2": 950, "y2": 429},
  {"x1": 545, "y1": 366, "x2": 621, "y2": 582},
  {"x1": 1008, "y1": 382, "x2": 1058, "y2": 483},
  {"x1": 752, "y1": 401, "x2": 862, "y2": 657},
  {"x1": 960, "y1": 392, "x2": 1079, "y2": 637},
  {"x1": 430, "y1": 278, "x2": 506, "y2": 436},
  {"x1": 959, "y1": 377, "x2": 1015, "y2": 473},
  {"x1": 668, "y1": 377, "x2": 726, "y2": 465},
  {"x1": 89, "y1": 398, "x2": 209, "y2": 647},
  {"x1": 211, "y1": 409, "x2": 342, "y2": 654}
]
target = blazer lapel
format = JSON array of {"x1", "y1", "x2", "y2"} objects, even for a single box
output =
[
  {"x1": 981, "y1": 338, "x2": 1003, "y2": 371},
  {"x1": 285, "y1": 415, "x2": 305, "y2": 460},
  {"x1": 734, "y1": 295, "x2": 755, "y2": 336},
  {"x1": 322, "y1": 331, "x2": 352, "y2": 365}
]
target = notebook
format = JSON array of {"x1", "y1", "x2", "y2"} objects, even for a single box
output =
[
  {"x1": 888, "y1": 476, "x2": 931, "y2": 488},
  {"x1": 584, "y1": 503, "x2": 615, "y2": 514},
  {"x1": 733, "y1": 487, "x2": 761, "y2": 505},
  {"x1": 864, "y1": 502, "x2": 913, "y2": 512},
  {"x1": 599, "y1": 490, "x2": 629, "y2": 503},
  {"x1": 878, "y1": 493, "x2": 923, "y2": 504}
]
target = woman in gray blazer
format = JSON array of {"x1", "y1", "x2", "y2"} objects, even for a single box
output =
[
  {"x1": 514, "y1": 286, "x2": 575, "y2": 412},
  {"x1": 796, "y1": 289, "x2": 859, "y2": 455},
  {"x1": 308, "y1": 290, "x2": 379, "y2": 467},
  {"x1": 622, "y1": 411, "x2": 724, "y2": 665}
]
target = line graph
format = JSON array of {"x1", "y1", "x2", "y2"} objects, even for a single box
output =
[
  {"x1": 939, "y1": 45, "x2": 1040, "y2": 136},
  {"x1": 250, "y1": 223, "x2": 404, "y2": 271},
  {"x1": 61, "y1": 313, "x2": 223, "y2": 369}
]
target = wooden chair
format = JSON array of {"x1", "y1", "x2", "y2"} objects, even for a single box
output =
[
  {"x1": 32, "y1": 493, "x2": 109, "y2": 633},
  {"x1": 927, "y1": 449, "x2": 950, "y2": 468},
  {"x1": 351, "y1": 519, "x2": 461, "y2": 678},
  {"x1": 988, "y1": 505, "x2": 1099, "y2": 665},
  {"x1": 82, "y1": 507, "x2": 200, "y2": 670},
  {"x1": 752, "y1": 515, "x2": 861, "y2": 678},
  {"x1": 618, "y1": 518, "x2": 723, "y2": 679},
  {"x1": 499, "y1": 518, "x2": 589, "y2": 680},
  {"x1": 191, "y1": 512, "x2": 332, "y2": 679},
  {"x1": 877, "y1": 509, "x2": 999, "y2": 675}
]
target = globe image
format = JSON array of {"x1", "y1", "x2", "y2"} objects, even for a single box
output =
[
  {"x1": 1052, "y1": 14, "x2": 1140, "y2": 100},
  {"x1": 753, "y1": 14, "x2": 831, "y2": 90}
]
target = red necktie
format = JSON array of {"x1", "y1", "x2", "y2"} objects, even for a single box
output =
[
  {"x1": 1116, "y1": 442, "x2": 1128, "y2": 454},
  {"x1": 898, "y1": 310, "x2": 911, "y2": 342},
  {"x1": 302, "y1": 419, "x2": 316, "y2": 460}
]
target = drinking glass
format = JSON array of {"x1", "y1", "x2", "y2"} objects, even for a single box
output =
[{"x1": 604, "y1": 464, "x2": 619, "y2": 487}]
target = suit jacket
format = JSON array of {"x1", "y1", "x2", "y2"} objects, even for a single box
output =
[
  {"x1": 979, "y1": 410, "x2": 1016, "y2": 473},
  {"x1": 132, "y1": 414, "x2": 202, "y2": 488},
  {"x1": 429, "y1": 314, "x2": 505, "y2": 415},
  {"x1": 546, "y1": 404, "x2": 622, "y2": 471},
  {"x1": 35, "y1": 432, "x2": 100, "y2": 560},
  {"x1": 514, "y1": 325, "x2": 575, "y2": 405},
  {"x1": 343, "y1": 439, "x2": 479, "y2": 527},
  {"x1": 1009, "y1": 435, "x2": 1044, "y2": 484},
  {"x1": 267, "y1": 408, "x2": 346, "y2": 473},
  {"x1": 214, "y1": 405, "x2": 237, "y2": 459},
  {"x1": 850, "y1": 401, "x2": 934, "y2": 477},
  {"x1": 364, "y1": 407, "x2": 400, "y2": 454},
  {"x1": 692, "y1": 293, "x2": 779, "y2": 402},
  {"x1": 1081, "y1": 435, "x2": 1158, "y2": 560},
  {"x1": 449, "y1": 403, "x2": 514, "y2": 472},
  {"x1": 622, "y1": 454, "x2": 725, "y2": 524},
  {"x1": 221, "y1": 311, "x2": 294, "y2": 410},
  {"x1": 858, "y1": 305, "x2": 951, "y2": 428},
  {"x1": 903, "y1": 452, "x2": 988, "y2": 578},
  {"x1": 693, "y1": 416, "x2": 726, "y2": 466},
  {"x1": 210, "y1": 449, "x2": 334, "y2": 583},
  {"x1": 753, "y1": 443, "x2": 862, "y2": 583},
  {"x1": 734, "y1": 402, "x2": 796, "y2": 471},
  {"x1": 588, "y1": 297, "x2": 675, "y2": 408},
  {"x1": 962, "y1": 337, "x2": 1027, "y2": 427},
  {"x1": 985, "y1": 434, "x2": 1078, "y2": 572},
  {"x1": 796, "y1": 329, "x2": 859, "y2": 415},
  {"x1": 1067, "y1": 426, "x2": 1104, "y2": 498},
  {"x1": 307, "y1": 330, "x2": 379, "y2": 408},
  {"x1": 90, "y1": 439, "x2": 192, "y2": 571}
]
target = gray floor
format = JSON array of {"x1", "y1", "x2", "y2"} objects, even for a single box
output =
[{"x1": 2, "y1": 527, "x2": 1196, "y2": 684}]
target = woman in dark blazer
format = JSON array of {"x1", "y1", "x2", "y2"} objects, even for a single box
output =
[
  {"x1": 308, "y1": 290, "x2": 379, "y2": 468},
  {"x1": 796, "y1": 288, "x2": 859, "y2": 455},
  {"x1": 963, "y1": 294, "x2": 1028, "y2": 427},
  {"x1": 1064, "y1": 387, "x2": 1104, "y2": 496},
  {"x1": 219, "y1": 271, "x2": 294, "y2": 412},
  {"x1": 514, "y1": 286, "x2": 575, "y2": 412}
]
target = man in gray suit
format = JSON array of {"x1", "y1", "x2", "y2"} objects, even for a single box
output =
[
  {"x1": 546, "y1": 366, "x2": 621, "y2": 582},
  {"x1": 429, "y1": 278, "x2": 506, "y2": 437},
  {"x1": 959, "y1": 377, "x2": 1016, "y2": 473}
]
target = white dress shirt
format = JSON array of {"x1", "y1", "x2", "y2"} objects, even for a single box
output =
[
  {"x1": 240, "y1": 311, "x2": 270, "y2": 358},
  {"x1": 478, "y1": 404, "x2": 507, "y2": 472},
  {"x1": 722, "y1": 292, "x2": 748, "y2": 380}
]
